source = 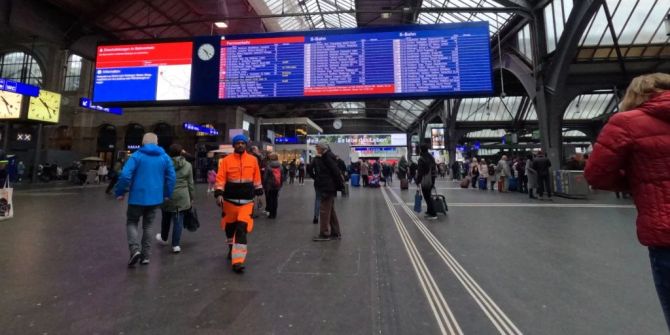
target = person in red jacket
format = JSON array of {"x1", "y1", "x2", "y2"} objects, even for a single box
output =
[{"x1": 584, "y1": 73, "x2": 670, "y2": 329}]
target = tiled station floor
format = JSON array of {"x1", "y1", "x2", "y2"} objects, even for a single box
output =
[{"x1": 0, "y1": 179, "x2": 665, "y2": 334}]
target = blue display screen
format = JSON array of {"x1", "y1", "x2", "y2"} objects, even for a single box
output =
[{"x1": 93, "y1": 22, "x2": 493, "y2": 106}]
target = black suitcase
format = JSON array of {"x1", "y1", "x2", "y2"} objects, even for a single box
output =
[
  {"x1": 400, "y1": 178, "x2": 409, "y2": 190},
  {"x1": 431, "y1": 194, "x2": 448, "y2": 215}
]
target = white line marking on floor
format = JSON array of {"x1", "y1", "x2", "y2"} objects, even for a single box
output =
[
  {"x1": 391, "y1": 189, "x2": 523, "y2": 335},
  {"x1": 381, "y1": 187, "x2": 463, "y2": 335},
  {"x1": 404, "y1": 202, "x2": 635, "y2": 209}
]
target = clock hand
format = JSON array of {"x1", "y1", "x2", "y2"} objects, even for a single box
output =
[
  {"x1": 39, "y1": 98, "x2": 54, "y2": 117},
  {"x1": 0, "y1": 96, "x2": 9, "y2": 115}
]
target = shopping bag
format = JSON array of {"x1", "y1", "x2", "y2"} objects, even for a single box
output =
[
  {"x1": 0, "y1": 179, "x2": 13, "y2": 220},
  {"x1": 414, "y1": 190, "x2": 423, "y2": 213},
  {"x1": 183, "y1": 207, "x2": 199, "y2": 232}
]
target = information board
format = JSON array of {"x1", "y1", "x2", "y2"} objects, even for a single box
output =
[
  {"x1": 93, "y1": 23, "x2": 492, "y2": 106},
  {"x1": 94, "y1": 42, "x2": 193, "y2": 103}
]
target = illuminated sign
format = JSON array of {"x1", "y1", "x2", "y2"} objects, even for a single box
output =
[
  {"x1": 431, "y1": 128, "x2": 445, "y2": 150},
  {"x1": 79, "y1": 98, "x2": 122, "y2": 115},
  {"x1": 0, "y1": 78, "x2": 39, "y2": 97},
  {"x1": 275, "y1": 137, "x2": 299, "y2": 144},
  {"x1": 183, "y1": 123, "x2": 219, "y2": 136},
  {"x1": 308, "y1": 134, "x2": 407, "y2": 146}
]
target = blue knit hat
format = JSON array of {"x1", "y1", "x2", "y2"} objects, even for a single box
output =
[{"x1": 232, "y1": 134, "x2": 249, "y2": 144}]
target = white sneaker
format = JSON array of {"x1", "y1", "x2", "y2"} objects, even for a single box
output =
[
  {"x1": 263, "y1": 211, "x2": 270, "y2": 216},
  {"x1": 172, "y1": 246, "x2": 181, "y2": 253},
  {"x1": 155, "y1": 234, "x2": 168, "y2": 246}
]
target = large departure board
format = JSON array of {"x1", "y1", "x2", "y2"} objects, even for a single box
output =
[{"x1": 93, "y1": 22, "x2": 492, "y2": 106}]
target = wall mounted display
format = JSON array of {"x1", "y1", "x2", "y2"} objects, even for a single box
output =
[
  {"x1": 93, "y1": 22, "x2": 492, "y2": 106},
  {"x1": 431, "y1": 128, "x2": 445, "y2": 149},
  {"x1": 94, "y1": 42, "x2": 193, "y2": 103},
  {"x1": 0, "y1": 78, "x2": 39, "y2": 97},
  {"x1": 308, "y1": 133, "x2": 407, "y2": 146},
  {"x1": 28, "y1": 89, "x2": 61, "y2": 123},
  {"x1": 0, "y1": 91, "x2": 23, "y2": 119}
]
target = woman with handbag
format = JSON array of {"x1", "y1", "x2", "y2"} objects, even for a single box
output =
[{"x1": 156, "y1": 143, "x2": 195, "y2": 253}]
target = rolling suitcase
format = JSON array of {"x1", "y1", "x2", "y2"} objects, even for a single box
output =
[
  {"x1": 369, "y1": 174, "x2": 380, "y2": 188},
  {"x1": 400, "y1": 178, "x2": 409, "y2": 190},
  {"x1": 508, "y1": 177, "x2": 518, "y2": 192},
  {"x1": 460, "y1": 176, "x2": 471, "y2": 188},
  {"x1": 478, "y1": 177, "x2": 487, "y2": 190},
  {"x1": 350, "y1": 173, "x2": 360, "y2": 187},
  {"x1": 431, "y1": 193, "x2": 448, "y2": 215}
]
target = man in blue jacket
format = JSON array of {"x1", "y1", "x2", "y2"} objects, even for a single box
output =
[{"x1": 115, "y1": 133, "x2": 176, "y2": 267}]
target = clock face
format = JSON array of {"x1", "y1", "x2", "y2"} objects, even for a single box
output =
[
  {"x1": 0, "y1": 91, "x2": 23, "y2": 119},
  {"x1": 198, "y1": 43, "x2": 215, "y2": 61},
  {"x1": 28, "y1": 89, "x2": 61, "y2": 123},
  {"x1": 333, "y1": 119, "x2": 343, "y2": 130}
]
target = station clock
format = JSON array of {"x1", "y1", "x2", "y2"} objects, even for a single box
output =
[
  {"x1": 0, "y1": 91, "x2": 23, "y2": 119},
  {"x1": 28, "y1": 89, "x2": 61, "y2": 123}
]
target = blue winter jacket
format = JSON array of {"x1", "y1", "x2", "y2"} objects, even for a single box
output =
[{"x1": 114, "y1": 144, "x2": 176, "y2": 206}]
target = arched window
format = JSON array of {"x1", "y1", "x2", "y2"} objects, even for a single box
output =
[
  {"x1": 64, "y1": 54, "x2": 83, "y2": 91},
  {"x1": 124, "y1": 123, "x2": 145, "y2": 151},
  {"x1": 153, "y1": 122, "x2": 174, "y2": 150},
  {"x1": 0, "y1": 52, "x2": 43, "y2": 86},
  {"x1": 97, "y1": 124, "x2": 117, "y2": 152}
]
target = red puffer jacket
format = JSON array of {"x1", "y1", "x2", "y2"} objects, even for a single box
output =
[{"x1": 585, "y1": 91, "x2": 670, "y2": 246}]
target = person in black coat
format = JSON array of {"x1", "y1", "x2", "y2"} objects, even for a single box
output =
[
  {"x1": 416, "y1": 144, "x2": 437, "y2": 220},
  {"x1": 312, "y1": 142, "x2": 345, "y2": 241}
]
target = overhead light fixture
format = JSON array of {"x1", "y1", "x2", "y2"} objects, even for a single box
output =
[
  {"x1": 381, "y1": 7, "x2": 391, "y2": 19},
  {"x1": 214, "y1": 21, "x2": 228, "y2": 28}
]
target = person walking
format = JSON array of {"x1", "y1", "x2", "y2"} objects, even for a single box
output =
[
  {"x1": 312, "y1": 141, "x2": 345, "y2": 241},
  {"x1": 288, "y1": 160, "x2": 297, "y2": 184},
  {"x1": 470, "y1": 163, "x2": 480, "y2": 189},
  {"x1": 263, "y1": 153, "x2": 283, "y2": 219},
  {"x1": 478, "y1": 159, "x2": 489, "y2": 191},
  {"x1": 417, "y1": 144, "x2": 437, "y2": 220},
  {"x1": 214, "y1": 134, "x2": 263, "y2": 274},
  {"x1": 97, "y1": 163, "x2": 108, "y2": 183},
  {"x1": 585, "y1": 73, "x2": 670, "y2": 330},
  {"x1": 106, "y1": 158, "x2": 124, "y2": 194},
  {"x1": 360, "y1": 160, "x2": 369, "y2": 187},
  {"x1": 156, "y1": 144, "x2": 194, "y2": 253},
  {"x1": 525, "y1": 154, "x2": 538, "y2": 199},
  {"x1": 115, "y1": 133, "x2": 176, "y2": 267},
  {"x1": 532, "y1": 151, "x2": 552, "y2": 200},
  {"x1": 297, "y1": 158, "x2": 306, "y2": 185}
]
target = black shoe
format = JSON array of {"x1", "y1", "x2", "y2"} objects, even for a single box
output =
[
  {"x1": 312, "y1": 217, "x2": 318, "y2": 224},
  {"x1": 227, "y1": 245, "x2": 232, "y2": 260},
  {"x1": 140, "y1": 257, "x2": 150, "y2": 265},
  {"x1": 312, "y1": 234, "x2": 331, "y2": 242},
  {"x1": 330, "y1": 234, "x2": 342, "y2": 240},
  {"x1": 232, "y1": 263, "x2": 245, "y2": 274},
  {"x1": 128, "y1": 251, "x2": 141, "y2": 267}
]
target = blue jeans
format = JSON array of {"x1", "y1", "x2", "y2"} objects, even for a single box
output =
[
  {"x1": 127, "y1": 205, "x2": 157, "y2": 257},
  {"x1": 649, "y1": 247, "x2": 670, "y2": 331},
  {"x1": 161, "y1": 210, "x2": 184, "y2": 247}
]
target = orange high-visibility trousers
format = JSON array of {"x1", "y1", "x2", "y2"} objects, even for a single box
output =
[{"x1": 221, "y1": 202, "x2": 254, "y2": 265}]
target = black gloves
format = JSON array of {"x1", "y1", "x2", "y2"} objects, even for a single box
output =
[
  {"x1": 213, "y1": 189, "x2": 224, "y2": 198},
  {"x1": 254, "y1": 188, "x2": 264, "y2": 196}
]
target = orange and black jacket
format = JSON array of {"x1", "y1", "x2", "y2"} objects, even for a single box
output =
[{"x1": 214, "y1": 152, "x2": 262, "y2": 205}]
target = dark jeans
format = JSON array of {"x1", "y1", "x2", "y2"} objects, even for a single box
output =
[
  {"x1": 105, "y1": 175, "x2": 118, "y2": 193},
  {"x1": 298, "y1": 174, "x2": 305, "y2": 184},
  {"x1": 649, "y1": 247, "x2": 670, "y2": 331},
  {"x1": 289, "y1": 174, "x2": 295, "y2": 184},
  {"x1": 471, "y1": 174, "x2": 479, "y2": 188},
  {"x1": 126, "y1": 205, "x2": 158, "y2": 257},
  {"x1": 160, "y1": 210, "x2": 184, "y2": 247},
  {"x1": 422, "y1": 182, "x2": 436, "y2": 216},
  {"x1": 314, "y1": 189, "x2": 321, "y2": 218},
  {"x1": 537, "y1": 174, "x2": 552, "y2": 198},
  {"x1": 266, "y1": 189, "x2": 279, "y2": 218},
  {"x1": 319, "y1": 193, "x2": 341, "y2": 236}
]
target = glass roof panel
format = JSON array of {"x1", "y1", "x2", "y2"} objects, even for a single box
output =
[
  {"x1": 417, "y1": 0, "x2": 512, "y2": 35},
  {"x1": 563, "y1": 93, "x2": 615, "y2": 120},
  {"x1": 457, "y1": 96, "x2": 522, "y2": 122},
  {"x1": 580, "y1": 0, "x2": 670, "y2": 49},
  {"x1": 466, "y1": 129, "x2": 506, "y2": 138},
  {"x1": 563, "y1": 130, "x2": 588, "y2": 137},
  {"x1": 524, "y1": 103, "x2": 538, "y2": 121},
  {"x1": 256, "y1": 0, "x2": 356, "y2": 31},
  {"x1": 331, "y1": 101, "x2": 364, "y2": 114}
]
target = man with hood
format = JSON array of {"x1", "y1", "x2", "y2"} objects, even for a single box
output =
[
  {"x1": 115, "y1": 133, "x2": 176, "y2": 267},
  {"x1": 214, "y1": 134, "x2": 263, "y2": 273}
]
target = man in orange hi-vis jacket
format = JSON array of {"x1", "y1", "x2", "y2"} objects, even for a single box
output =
[{"x1": 214, "y1": 134, "x2": 263, "y2": 273}]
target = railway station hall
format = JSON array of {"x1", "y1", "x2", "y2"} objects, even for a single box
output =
[{"x1": 1, "y1": 0, "x2": 670, "y2": 334}]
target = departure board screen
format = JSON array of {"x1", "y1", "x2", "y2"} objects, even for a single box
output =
[
  {"x1": 218, "y1": 24, "x2": 492, "y2": 100},
  {"x1": 93, "y1": 22, "x2": 492, "y2": 106}
]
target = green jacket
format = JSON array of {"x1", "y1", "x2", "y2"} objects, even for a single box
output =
[{"x1": 162, "y1": 156, "x2": 194, "y2": 212}]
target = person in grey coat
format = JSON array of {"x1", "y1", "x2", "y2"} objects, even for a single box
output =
[
  {"x1": 157, "y1": 143, "x2": 194, "y2": 253},
  {"x1": 525, "y1": 154, "x2": 537, "y2": 199}
]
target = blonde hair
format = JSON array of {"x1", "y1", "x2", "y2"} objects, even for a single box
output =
[{"x1": 619, "y1": 73, "x2": 670, "y2": 112}]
